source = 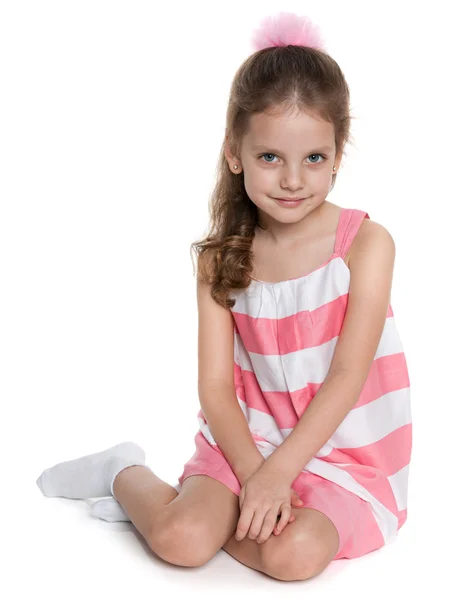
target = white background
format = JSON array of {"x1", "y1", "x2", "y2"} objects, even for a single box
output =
[{"x1": 1, "y1": 0, "x2": 448, "y2": 597}]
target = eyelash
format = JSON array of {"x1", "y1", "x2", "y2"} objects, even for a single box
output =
[{"x1": 257, "y1": 153, "x2": 327, "y2": 165}]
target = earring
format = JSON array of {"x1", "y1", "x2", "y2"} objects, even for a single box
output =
[
  {"x1": 234, "y1": 165, "x2": 239, "y2": 170},
  {"x1": 333, "y1": 166, "x2": 336, "y2": 171}
]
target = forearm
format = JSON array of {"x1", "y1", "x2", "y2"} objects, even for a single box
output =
[
  {"x1": 199, "y1": 382, "x2": 265, "y2": 485},
  {"x1": 264, "y1": 369, "x2": 367, "y2": 482}
]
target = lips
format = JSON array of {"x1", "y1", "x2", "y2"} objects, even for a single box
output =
[
  {"x1": 274, "y1": 197, "x2": 306, "y2": 208},
  {"x1": 274, "y1": 197, "x2": 307, "y2": 201}
]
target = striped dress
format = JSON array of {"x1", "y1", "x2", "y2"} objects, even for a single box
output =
[{"x1": 176, "y1": 207, "x2": 412, "y2": 560}]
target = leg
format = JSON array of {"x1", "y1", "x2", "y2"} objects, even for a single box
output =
[
  {"x1": 222, "y1": 507, "x2": 340, "y2": 581},
  {"x1": 113, "y1": 467, "x2": 335, "y2": 580},
  {"x1": 221, "y1": 529, "x2": 274, "y2": 577},
  {"x1": 111, "y1": 465, "x2": 179, "y2": 537},
  {"x1": 112, "y1": 469, "x2": 250, "y2": 568},
  {"x1": 110, "y1": 468, "x2": 328, "y2": 579}
]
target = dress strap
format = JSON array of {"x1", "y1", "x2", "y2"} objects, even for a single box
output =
[{"x1": 334, "y1": 208, "x2": 371, "y2": 258}]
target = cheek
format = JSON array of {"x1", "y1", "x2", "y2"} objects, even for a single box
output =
[
  {"x1": 245, "y1": 169, "x2": 273, "y2": 193},
  {"x1": 305, "y1": 172, "x2": 330, "y2": 195}
]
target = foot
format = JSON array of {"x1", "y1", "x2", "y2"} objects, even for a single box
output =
[
  {"x1": 36, "y1": 441, "x2": 146, "y2": 499},
  {"x1": 90, "y1": 480, "x2": 182, "y2": 522},
  {"x1": 91, "y1": 497, "x2": 131, "y2": 522}
]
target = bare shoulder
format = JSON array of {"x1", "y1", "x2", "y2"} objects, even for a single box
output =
[
  {"x1": 325, "y1": 217, "x2": 396, "y2": 377},
  {"x1": 348, "y1": 218, "x2": 396, "y2": 269}
]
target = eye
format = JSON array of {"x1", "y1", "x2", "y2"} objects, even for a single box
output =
[
  {"x1": 259, "y1": 153, "x2": 279, "y2": 163},
  {"x1": 307, "y1": 154, "x2": 326, "y2": 164},
  {"x1": 258, "y1": 153, "x2": 327, "y2": 164}
]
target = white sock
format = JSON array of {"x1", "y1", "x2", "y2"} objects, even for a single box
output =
[
  {"x1": 91, "y1": 497, "x2": 131, "y2": 522},
  {"x1": 36, "y1": 441, "x2": 149, "y2": 500},
  {"x1": 90, "y1": 479, "x2": 182, "y2": 522}
]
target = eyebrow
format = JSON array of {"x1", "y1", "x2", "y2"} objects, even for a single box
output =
[{"x1": 252, "y1": 144, "x2": 334, "y2": 153}]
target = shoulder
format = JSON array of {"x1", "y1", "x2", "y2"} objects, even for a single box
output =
[
  {"x1": 348, "y1": 217, "x2": 396, "y2": 270},
  {"x1": 327, "y1": 218, "x2": 396, "y2": 377}
]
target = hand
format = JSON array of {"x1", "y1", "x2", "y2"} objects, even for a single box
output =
[{"x1": 235, "y1": 465, "x2": 303, "y2": 544}]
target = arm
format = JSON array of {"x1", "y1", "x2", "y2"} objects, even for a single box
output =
[
  {"x1": 262, "y1": 220, "x2": 396, "y2": 482},
  {"x1": 196, "y1": 253, "x2": 264, "y2": 485},
  {"x1": 199, "y1": 382, "x2": 265, "y2": 485}
]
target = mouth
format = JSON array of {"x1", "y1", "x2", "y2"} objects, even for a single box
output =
[{"x1": 273, "y1": 197, "x2": 308, "y2": 207}]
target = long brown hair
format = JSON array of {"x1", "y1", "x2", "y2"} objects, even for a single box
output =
[{"x1": 190, "y1": 44, "x2": 354, "y2": 309}]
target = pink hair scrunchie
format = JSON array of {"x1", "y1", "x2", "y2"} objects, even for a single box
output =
[{"x1": 250, "y1": 12, "x2": 326, "y2": 52}]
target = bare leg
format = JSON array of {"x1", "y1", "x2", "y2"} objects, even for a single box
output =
[
  {"x1": 221, "y1": 534, "x2": 269, "y2": 575},
  {"x1": 112, "y1": 465, "x2": 178, "y2": 538},
  {"x1": 111, "y1": 468, "x2": 272, "y2": 575}
]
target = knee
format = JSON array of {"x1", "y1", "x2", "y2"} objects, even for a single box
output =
[
  {"x1": 260, "y1": 534, "x2": 334, "y2": 582},
  {"x1": 147, "y1": 512, "x2": 216, "y2": 568}
]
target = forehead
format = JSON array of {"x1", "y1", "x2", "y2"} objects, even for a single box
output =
[{"x1": 244, "y1": 109, "x2": 334, "y2": 149}]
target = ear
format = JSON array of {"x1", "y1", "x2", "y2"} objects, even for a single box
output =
[
  {"x1": 334, "y1": 149, "x2": 344, "y2": 172},
  {"x1": 224, "y1": 135, "x2": 241, "y2": 173}
]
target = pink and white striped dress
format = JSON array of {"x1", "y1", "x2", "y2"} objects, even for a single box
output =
[{"x1": 176, "y1": 207, "x2": 412, "y2": 560}]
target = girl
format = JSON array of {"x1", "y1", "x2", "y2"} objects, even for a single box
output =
[{"x1": 36, "y1": 12, "x2": 412, "y2": 581}]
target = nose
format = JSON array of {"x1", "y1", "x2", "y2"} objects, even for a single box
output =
[{"x1": 280, "y1": 165, "x2": 305, "y2": 192}]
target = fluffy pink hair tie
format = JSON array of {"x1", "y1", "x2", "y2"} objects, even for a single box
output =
[{"x1": 250, "y1": 12, "x2": 325, "y2": 52}]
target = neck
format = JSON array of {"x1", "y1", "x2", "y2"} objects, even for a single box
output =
[{"x1": 257, "y1": 200, "x2": 331, "y2": 245}]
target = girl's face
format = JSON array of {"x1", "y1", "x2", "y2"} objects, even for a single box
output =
[{"x1": 228, "y1": 108, "x2": 342, "y2": 235}]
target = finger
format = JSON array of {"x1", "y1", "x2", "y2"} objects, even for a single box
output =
[
  {"x1": 247, "y1": 508, "x2": 268, "y2": 541},
  {"x1": 273, "y1": 514, "x2": 295, "y2": 535},
  {"x1": 238, "y1": 487, "x2": 246, "y2": 511},
  {"x1": 291, "y1": 491, "x2": 303, "y2": 506},
  {"x1": 257, "y1": 509, "x2": 280, "y2": 544},
  {"x1": 275, "y1": 503, "x2": 291, "y2": 533},
  {"x1": 235, "y1": 507, "x2": 254, "y2": 541}
]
